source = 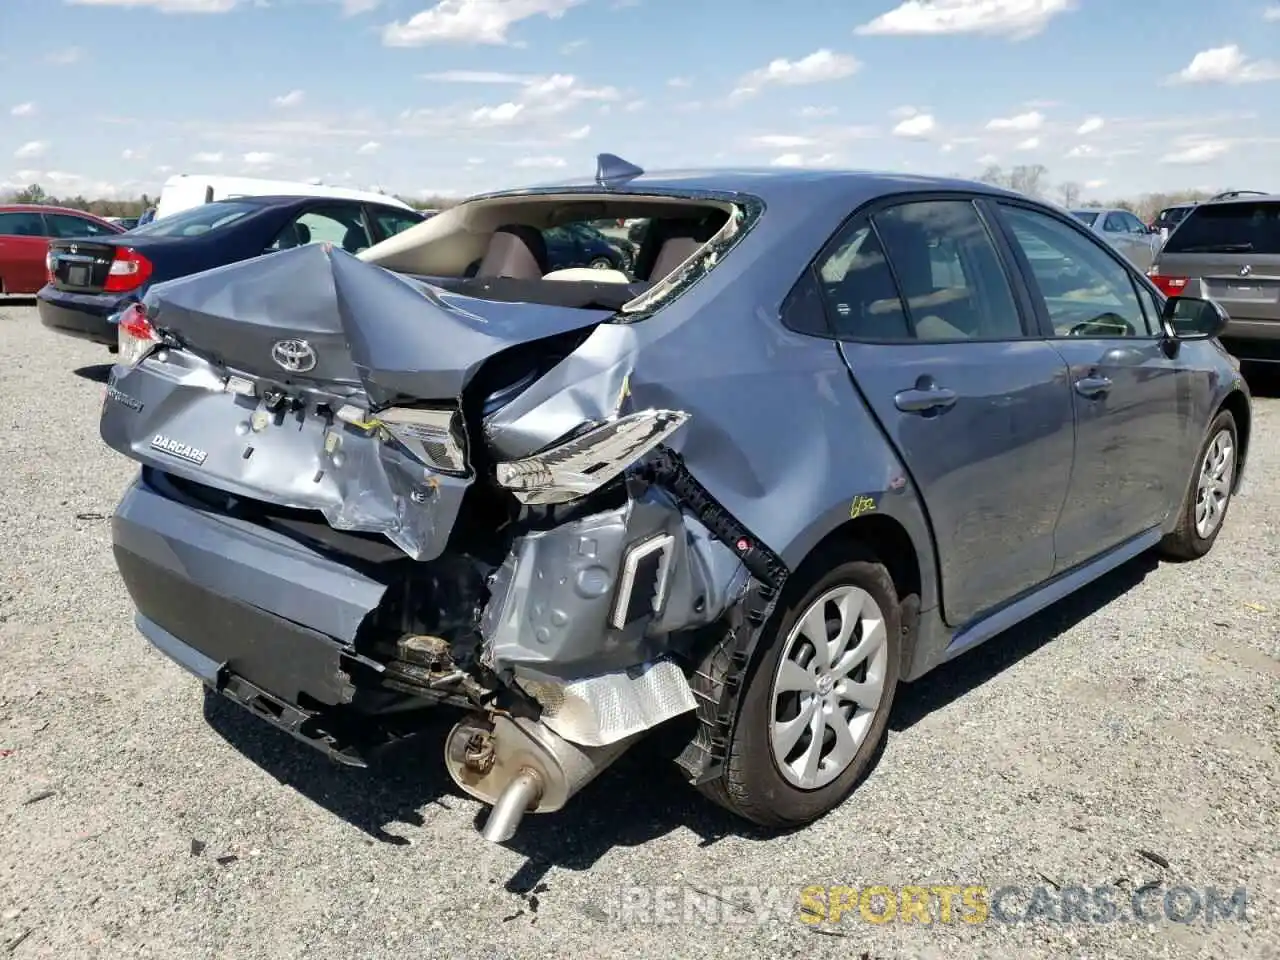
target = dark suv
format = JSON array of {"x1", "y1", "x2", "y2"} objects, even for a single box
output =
[{"x1": 1148, "y1": 194, "x2": 1280, "y2": 364}]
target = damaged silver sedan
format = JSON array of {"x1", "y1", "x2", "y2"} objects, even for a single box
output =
[{"x1": 101, "y1": 156, "x2": 1251, "y2": 842}]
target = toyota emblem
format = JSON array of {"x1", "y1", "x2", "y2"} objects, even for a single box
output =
[
  {"x1": 271, "y1": 338, "x2": 317, "y2": 373},
  {"x1": 1240, "y1": 264, "x2": 1252, "y2": 277}
]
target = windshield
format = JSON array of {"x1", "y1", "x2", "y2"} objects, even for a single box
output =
[
  {"x1": 1162, "y1": 200, "x2": 1280, "y2": 254},
  {"x1": 1070, "y1": 211, "x2": 1099, "y2": 227},
  {"x1": 128, "y1": 200, "x2": 259, "y2": 238}
]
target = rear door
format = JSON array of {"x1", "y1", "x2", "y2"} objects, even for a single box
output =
[
  {"x1": 991, "y1": 200, "x2": 1189, "y2": 571},
  {"x1": 819, "y1": 195, "x2": 1076, "y2": 626},
  {"x1": 0, "y1": 211, "x2": 52, "y2": 293},
  {"x1": 1153, "y1": 198, "x2": 1280, "y2": 359},
  {"x1": 266, "y1": 202, "x2": 374, "y2": 255}
]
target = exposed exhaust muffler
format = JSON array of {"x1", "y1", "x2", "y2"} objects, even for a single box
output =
[{"x1": 444, "y1": 713, "x2": 639, "y2": 843}]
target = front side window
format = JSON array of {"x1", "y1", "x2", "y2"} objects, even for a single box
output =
[
  {"x1": 1103, "y1": 212, "x2": 1128, "y2": 233},
  {"x1": 999, "y1": 204, "x2": 1157, "y2": 337},
  {"x1": 371, "y1": 209, "x2": 424, "y2": 240}
]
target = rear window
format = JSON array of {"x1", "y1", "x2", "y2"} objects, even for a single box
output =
[
  {"x1": 128, "y1": 200, "x2": 259, "y2": 238},
  {"x1": 1071, "y1": 211, "x2": 1099, "y2": 227},
  {"x1": 1162, "y1": 200, "x2": 1280, "y2": 255}
]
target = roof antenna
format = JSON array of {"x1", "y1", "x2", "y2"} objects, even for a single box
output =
[{"x1": 595, "y1": 153, "x2": 644, "y2": 189}]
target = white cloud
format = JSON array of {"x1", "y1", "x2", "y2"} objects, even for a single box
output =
[
  {"x1": 1264, "y1": 5, "x2": 1280, "y2": 19},
  {"x1": 419, "y1": 70, "x2": 533, "y2": 83},
  {"x1": 564, "y1": 124, "x2": 591, "y2": 140},
  {"x1": 357, "y1": 140, "x2": 381, "y2": 154},
  {"x1": 44, "y1": 47, "x2": 83, "y2": 65},
  {"x1": 243, "y1": 151, "x2": 277, "y2": 165},
  {"x1": 1016, "y1": 136, "x2": 1040, "y2": 150},
  {"x1": 513, "y1": 155, "x2": 566, "y2": 168},
  {"x1": 1084, "y1": 178, "x2": 1107, "y2": 189},
  {"x1": 976, "y1": 152, "x2": 999, "y2": 165},
  {"x1": 751, "y1": 134, "x2": 815, "y2": 148},
  {"x1": 1076, "y1": 116, "x2": 1104, "y2": 135},
  {"x1": 940, "y1": 142, "x2": 955, "y2": 153},
  {"x1": 14, "y1": 141, "x2": 48, "y2": 159},
  {"x1": 272, "y1": 89, "x2": 305, "y2": 107},
  {"x1": 341, "y1": 0, "x2": 381, "y2": 14},
  {"x1": 624, "y1": 99, "x2": 646, "y2": 112},
  {"x1": 191, "y1": 151, "x2": 224, "y2": 163},
  {"x1": 732, "y1": 49, "x2": 861, "y2": 97},
  {"x1": 1168, "y1": 45, "x2": 1280, "y2": 84},
  {"x1": 1066, "y1": 144, "x2": 1094, "y2": 158},
  {"x1": 986, "y1": 109, "x2": 1044, "y2": 131},
  {"x1": 10, "y1": 103, "x2": 36, "y2": 117},
  {"x1": 560, "y1": 38, "x2": 587, "y2": 53},
  {"x1": 469, "y1": 102, "x2": 525, "y2": 125},
  {"x1": 893, "y1": 113, "x2": 936, "y2": 138},
  {"x1": 799, "y1": 105, "x2": 837, "y2": 118},
  {"x1": 668, "y1": 76, "x2": 692, "y2": 88},
  {"x1": 121, "y1": 148, "x2": 146, "y2": 160},
  {"x1": 66, "y1": 0, "x2": 238, "y2": 10},
  {"x1": 855, "y1": 0, "x2": 1075, "y2": 39},
  {"x1": 383, "y1": 0, "x2": 582, "y2": 46},
  {"x1": 1160, "y1": 139, "x2": 1230, "y2": 164}
]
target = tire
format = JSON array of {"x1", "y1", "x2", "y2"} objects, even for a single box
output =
[
  {"x1": 696, "y1": 545, "x2": 902, "y2": 828},
  {"x1": 588, "y1": 256, "x2": 613, "y2": 270},
  {"x1": 1160, "y1": 409, "x2": 1238, "y2": 562}
]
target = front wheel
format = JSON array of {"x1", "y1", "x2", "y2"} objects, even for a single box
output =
[
  {"x1": 1160, "y1": 409, "x2": 1238, "y2": 561},
  {"x1": 588, "y1": 256, "x2": 613, "y2": 270},
  {"x1": 696, "y1": 547, "x2": 901, "y2": 828}
]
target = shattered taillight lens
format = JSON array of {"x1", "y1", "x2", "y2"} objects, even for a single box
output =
[
  {"x1": 494, "y1": 409, "x2": 690, "y2": 505},
  {"x1": 116, "y1": 304, "x2": 159, "y2": 368},
  {"x1": 361, "y1": 406, "x2": 469, "y2": 475}
]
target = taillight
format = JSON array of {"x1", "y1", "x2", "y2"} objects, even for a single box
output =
[
  {"x1": 1147, "y1": 266, "x2": 1189, "y2": 297},
  {"x1": 104, "y1": 247, "x2": 153, "y2": 293},
  {"x1": 116, "y1": 303, "x2": 158, "y2": 368},
  {"x1": 45, "y1": 248, "x2": 56, "y2": 284}
]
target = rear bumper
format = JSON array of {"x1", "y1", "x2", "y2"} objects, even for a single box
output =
[
  {"x1": 1220, "y1": 319, "x2": 1280, "y2": 363},
  {"x1": 36, "y1": 285, "x2": 132, "y2": 346},
  {"x1": 112, "y1": 469, "x2": 390, "y2": 709}
]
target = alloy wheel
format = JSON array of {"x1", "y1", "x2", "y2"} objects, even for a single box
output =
[
  {"x1": 1194, "y1": 428, "x2": 1235, "y2": 539},
  {"x1": 769, "y1": 584, "x2": 889, "y2": 790}
]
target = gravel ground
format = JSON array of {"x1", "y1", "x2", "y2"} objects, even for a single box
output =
[{"x1": 0, "y1": 299, "x2": 1276, "y2": 960}]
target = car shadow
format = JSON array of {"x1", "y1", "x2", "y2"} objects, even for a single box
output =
[
  {"x1": 201, "y1": 551, "x2": 1161, "y2": 884},
  {"x1": 73, "y1": 363, "x2": 114, "y2": 384},
  {"x1": 1242, "y1": 363, "x2": 1280, "y2": 398}
]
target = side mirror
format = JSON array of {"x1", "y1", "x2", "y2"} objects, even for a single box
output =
[{"x1": 1162, "y1": 295, "x2": 1229, "y2": 340}]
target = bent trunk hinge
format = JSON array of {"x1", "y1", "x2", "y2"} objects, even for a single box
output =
[{"x1": 635, "y1": 447, "x2": 790, "y2": 785}]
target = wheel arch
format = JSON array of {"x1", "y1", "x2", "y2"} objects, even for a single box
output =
[{"x1": 1217, "y1": 387, "x2": 1251, "y2": 492}]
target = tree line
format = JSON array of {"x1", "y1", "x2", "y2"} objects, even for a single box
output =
[
  {"x1": 971, "y1": 164, "x2": 1224, "y2": 222},
  {"x1": 1, "y1": 182, "x2": 459, "y2": 216},
  {"x1": 2, "y1": 169, "x2": 1234, "y2": 222}
]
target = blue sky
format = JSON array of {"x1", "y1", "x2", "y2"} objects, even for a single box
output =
[{"x1": 2, "y1": 0, "x2": 1279, "y2": 202}]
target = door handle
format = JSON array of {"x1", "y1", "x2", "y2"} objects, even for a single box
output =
[
  {"x1": 1074, "y1": 376, "x2": 1113, "y2": 398},
  {"x1": 894, "y1": 386, "x2": 958, "y2": 413}
]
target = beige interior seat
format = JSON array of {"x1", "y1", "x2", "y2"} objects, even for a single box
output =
[
  {"x1": 476, "y1": 224, "x2": 549, "y2": 279},
  {"x1": 542, "y1": 267, "x2": 632, "y2": 284}
]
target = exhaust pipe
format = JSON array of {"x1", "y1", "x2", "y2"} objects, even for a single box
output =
[{"x1": 444, "y1": 713, "x2": 639, "y2": 844}]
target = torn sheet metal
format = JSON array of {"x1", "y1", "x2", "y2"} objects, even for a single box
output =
[
  {"x1": 142, "y1": 243, "x2": 615, "y2": 405},
  {"x1": 480, "y1": 486, "x2": 748, "y2": 683}
]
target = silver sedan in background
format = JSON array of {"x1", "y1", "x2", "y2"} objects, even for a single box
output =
[{"x1": 1070, "y1": 207, "x2": 1162, "y2": 271}]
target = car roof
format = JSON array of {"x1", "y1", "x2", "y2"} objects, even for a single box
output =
[
  {"x1": 1197, "y1": 192, "x2": 1280, "y2": 206},
  {"x1": 210, "y1": 194, "x2": 421, "y2": 211},
  {"x1": 480, "y1": 167, "x2": 1032, "y2": 209},
  {"x1": 0, "y1": 203, "x2": 114, "y2": 219}
]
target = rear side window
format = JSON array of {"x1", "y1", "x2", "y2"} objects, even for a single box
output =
[
  {"x1": 1162, "y1": 200, "x2": 1280, "y2": 254},
  {"x1": 130, "y1": 200, "x2": 258, "y2": 237},
  {"x1": 814, "y1": 199, "x2": 1025, "y2": 342},
  {"x1": 1072, "y1": 211, "x2": 1099, "y2": 227},
  {"x1": 0, "y1": 212, "x2": 47, "y2": 237},
  {"x1": 371, "y1": 209, "x2": 423, "y2": 240}
]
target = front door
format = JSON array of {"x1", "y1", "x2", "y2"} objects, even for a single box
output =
[
  {"x1": 816, "y1": 197, "x2": 1076, "y2": 626},
  {"x1": 993, "y1": 201, "x2": 1188, "y2": 572}
]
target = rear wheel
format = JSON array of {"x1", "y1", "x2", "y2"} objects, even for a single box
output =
[
  {"x1": 696, "y1": 546, "x2": 901, "y2": 827},
  {"x1": 588, "y1": 256, "x2": 613, "y2": 270},
  {"x1": 1160, "y1": 409, "x2": 1238, "y2": 561}
]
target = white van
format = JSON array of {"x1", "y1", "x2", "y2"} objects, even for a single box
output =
[{"x1": 153, "y1": 174, "x2": 414, "y2": 223}]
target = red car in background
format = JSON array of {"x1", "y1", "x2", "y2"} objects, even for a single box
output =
[{"x1": 0, "y1": 204, "x2": 124, "y2": 295}]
